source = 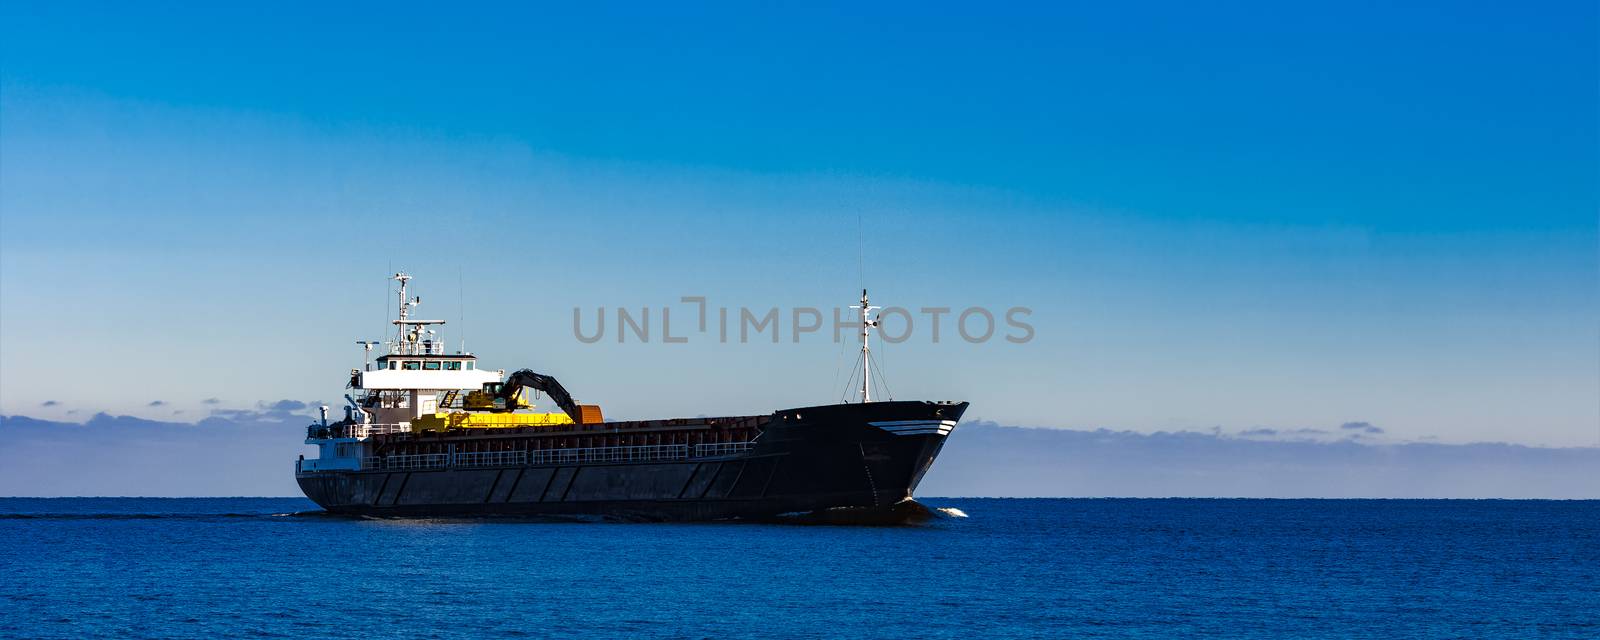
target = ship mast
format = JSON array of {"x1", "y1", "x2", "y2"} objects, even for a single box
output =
[
  {"x1": 851, "y1": 289, "x2": 880, "y2": 403},
  {"x1": 395, "y1": 272, "x2": 411, "y2": 322},
  {"x1": 390, "y1": 272, "x2": 447, "y2": 356}
]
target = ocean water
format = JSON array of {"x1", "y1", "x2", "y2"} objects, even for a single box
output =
[{"x1": 1, "y1": 498, "x2": 1594, "y2": 639}]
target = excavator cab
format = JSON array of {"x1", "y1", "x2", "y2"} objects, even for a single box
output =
[
  {"x1": 473, "y1": 383, "x2": 531, "y2": 410},
  {"x1": 462, "y1": 388, "x2": 499, "y2": 411}
]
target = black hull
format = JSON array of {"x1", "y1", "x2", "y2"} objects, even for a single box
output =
[{"x1": 296, "y1": 400, "x2": 966, "y2": 521}]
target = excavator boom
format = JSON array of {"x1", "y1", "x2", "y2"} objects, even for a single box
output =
[{"x1": 494, "y1": 369, "x2": 603, "y2": 424}]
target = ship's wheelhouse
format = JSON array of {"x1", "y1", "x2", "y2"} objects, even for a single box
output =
[{"x1": 371, "y1": 354, "x2": 478, "y2": 371}]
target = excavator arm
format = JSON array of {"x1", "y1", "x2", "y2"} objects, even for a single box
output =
[{"x1": 492, "y1": 369, "x2": 603, "y2": 424}]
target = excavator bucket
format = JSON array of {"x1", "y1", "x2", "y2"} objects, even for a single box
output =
[{"x1": 575, "y1": 405, "x2": 604, "y2": 425}]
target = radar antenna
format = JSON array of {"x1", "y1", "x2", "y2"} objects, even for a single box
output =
[{"x1": 354, "y1": 340, "x2": 380, "y2": 370}]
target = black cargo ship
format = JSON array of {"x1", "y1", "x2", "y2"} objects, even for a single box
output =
[
  {"x1": 296, "y1": 275, "x2": 966, "y2": 521},
  {"x1": 298, "y1": 399, "x2": 966, "y2": 520}
]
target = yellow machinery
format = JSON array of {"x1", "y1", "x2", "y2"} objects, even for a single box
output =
[
  {"x1": 462, "y1": 389, "x2": 518, "y2": 410},
  {"x1": 411, "y1": 410, "x2": 574, "y2": 431},
  {"x1": 412, "y1": 385, "x2": 601, "y2": 431}
]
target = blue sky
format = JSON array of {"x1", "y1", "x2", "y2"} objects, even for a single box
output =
[{"x1": 2, "y1": 2, "x2": 1596, "y2": 446}]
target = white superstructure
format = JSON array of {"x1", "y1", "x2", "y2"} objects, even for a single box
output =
[{"x1": 299, "y1": 273, "x2": 503, "y2": 471}]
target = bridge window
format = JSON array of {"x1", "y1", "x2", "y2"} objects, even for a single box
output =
[
  {"x1": 465, "y1": 362, "x2": 475, "y2": 370},
  {"x1": 423, "y1": 361, "x2": 441, "y2": 370},
  {"x1": 402, "y1": 361, "x2": 421, "y2": 370},
  {"x1": 445, "y1": 362, "x2": 461, "y2": 371}
]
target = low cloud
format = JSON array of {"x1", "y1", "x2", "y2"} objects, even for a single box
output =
[
  {"x1": 1, "y1": 414, "x2": 1595, "y2": 499},
  {"x1": 1340, "y1": 421, "x2": 1385, "y2": 435},
  {"x1": 203, "y1": 399, "x2": 318, "y2": 424},
  {"x1": 201, "y1": 398, "x2": 221, "y2": 405},
  {"x1": 0, "y1": 413, "x2": 311, "y2": 497},
  {"x1": 40, "y1": 400, "x2": 60, "y2": 407},
  {"x1": 1234, "y1": 426, "x2": 1346, "y2": 442},
  {"x1": 920, "y1": 422, "x2": 1599, "y2": 499},
  {"x1": 147, "y1": 400, "x2": 167, "y2": 407}
]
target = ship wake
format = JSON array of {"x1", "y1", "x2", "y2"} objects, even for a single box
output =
[{"x1": 763, "y1": 498, "x2": 967, "y2": 526}]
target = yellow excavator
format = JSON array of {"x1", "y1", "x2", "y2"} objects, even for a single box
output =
[{"x1": 412, "y1": 369, "x2": 604, "y2": 431}]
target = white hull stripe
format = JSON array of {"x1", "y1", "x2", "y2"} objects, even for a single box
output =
[{"x1": 869, "y1": 420, "x2": 958, "y2": 437}]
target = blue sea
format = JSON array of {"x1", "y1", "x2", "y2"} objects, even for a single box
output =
[{"x1": 1, "y1": 498, "x2": 1594, "y2": 639}]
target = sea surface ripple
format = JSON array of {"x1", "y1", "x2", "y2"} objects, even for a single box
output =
[{"x1": 1, "y1": 497, "x2": 1595, "y2": 639}]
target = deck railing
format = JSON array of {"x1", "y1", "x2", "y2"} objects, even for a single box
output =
[
  {"x1": 529, "y1": 444, "x2": 689, "y2": 466},
  {"x1": 308, "y1": 423, "x2": 410, "y2": 440},
  {"x1": 694, "y1": 442, "x2": 755, "y2": 457},
  {"x1": 363, "y1": 453, "x2": 447, "y2": 470},
  {"x1": 453, "y1": 451, "x2": 528, "y2": 468},
  {"x1": 357, "y1": 442, "x2": 754, "y2": 471}
]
